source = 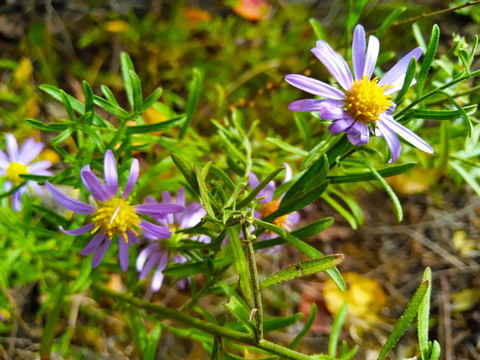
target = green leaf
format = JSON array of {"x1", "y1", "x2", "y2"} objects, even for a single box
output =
[
  {"x1": 211, "y1": 336, "x2": 225, "y2": 360},
  {"x1": 195, "y1": 166, "x2": 215, "y2": 218},
  {"x1": 266, "y1": 137, "x2": 308, "y2": 156},
  {"x1": 69, "y1": 260, "x2": 92, "y2": 294},
  {"x1": 82, "y1": 81, "x2": 95, "y2": 125},
  {"x1": 294, "y1": 113, "x2": 311, "y2": 150},
  {"x1": 224, "y1": 296, "x2": 255, "y2": 336},
  {"x1": 253, "y1": 218, "x2": 286, "y2": 238},
  {"x1": 93, "y1": 95, "x2": 130, "y2": 119},
  {"x1": 121, "y1": 52, "x2": 135, "y2": 109},
  {"x1": 60, "y1": 89, "x2": 77, "y2": 122},
  {"x1": 19, "y1": 174, "x2": 51, "y2": 182},
  {"x1": 209, "y1": 165, "x2": 235, "y2": 192},
  {"x1": 40, "y1": 285, "x2": 67, "y2": 358},
  {"x1": 171, "y1": 153, "x2": 199, "y2": 194},
  {"x1": 375, "y1": 7, "x2": 406, "y2": 37},
  {"x1": 162, "y1": 257, "x2": 232, "y2": 277},
  {"x1": 470, "y1": 35, "x2": 478, "y2": 65},
  {"x1": 327, "y1": 162, "x2": 416, "y2": 184},
  {"x1": 361, "y1": 154, "x2": 403, "y2": 222},
  {"x1": 458, "y1": 48, "x2": 471, "y2": 75},
  {"x1": 226, "y1": 226, "x2": 251, "y2": 300},
  {"x1": 309, "y1": 18, "x2": 326, "y2": 40},
  {"x1": 289, "y1": 303, "x2": 317, "y2": 350},
  {"x1": 142, "y1": 87, "x2": 163, "y2": 111},
  {"x1": 129, "y1": 70, "x2": 143, "y2": 113},
  {"x1": 81, "y1": 124, "x2": 106, "y2": 153},
  {"x1": 143, "y1": 326, "x2": 162, "y2": 360},
  {"x1": 329, "y1": 302, "x2": 348, "y2": 357},
  {"x1": 180, "y1": 68, "x2": 202, "y2": 139},
  {"x1": 236, "y1": 166, "x2": 285, "y2": 209},
  {"x1": 409, "y1": 105, "x2": 477, "y2": 120},
  {"x1": 417, "y1": 24, "x2": 439, "y2": 97},
  {"x1": 31, "y1": 205, "x2": 69, "y2": 228},
  {"x1": 394, "y1": 57, "x2": 416, "y2": 106},
  {"x1": 125, "y1": 116, "x2": 186, "y2": 134},
  {"x1": 100, "y1": 85, "x2": 120, "y2": 106},
  {"x1": 24, "y1": 118, "x2": 70, "y2": 132},
  {"x1": 261, "y1": 255, "x2": 343, "y2": 289},
  {"x1": 418, "y1": 267, "x2": 432, "y2": 360},
  {"x1": 428, "y1": 340, "x2": 441, "y2": 360},
  {"x1": 438, "y1": 89, "x2": 473, "y2": 137},
  {"x1": 263, "y1": 313, "x2": 303, "y2": 332},
  {"x1": 322, "y1": 192, "x2": 357, "y2": 229},
  {"x1": 377, "y1": 279, "x2": 430, "y2": 360},
  {"x1": 51, "y1": 127, "x2": 74, "y2": 145}
]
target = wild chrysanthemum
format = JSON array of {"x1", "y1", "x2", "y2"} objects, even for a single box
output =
[
  {"x1": 0, "y1": 133, "x2": 52, "y2": 211},
  {"x1": 46, "y1": 150, "x2": 185, "y2": 271},
  {"x1": 136, "y1": 188, "x2": 208, "y2": 292},
  {"x1": 286, "y1": 24, "x2": 434, "y2": 163}
]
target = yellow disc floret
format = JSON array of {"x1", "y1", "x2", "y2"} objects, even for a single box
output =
[
  {"x1": 92, "y1": 197, "x2": 141, "y2": 240},
  {"x1": 261, "y1": 199, "x2": 293, "y2": 232},
  {"x1": 345, "y1": 75, "x2": 392, "y2": 124},
  {"x1": 5, "y1": 163, "x2": 29, "y2": 185}
]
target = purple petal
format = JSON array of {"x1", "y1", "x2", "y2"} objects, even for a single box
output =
[
  {"x1": 176, "y1": 188, "x2": 186, "y2": 207},
  {"x1": 118, "y1": 234, "x2": 129, "y2": 271},
  {"x1": 287, "y1": 211, "x2": 300, "y2": 225},
  {"x1": 151, "y1": 253, "x2": 169, "y2": 292},
  {"x1": 363, "y1": 35, "x2": 380, "y2": 79},
  {"x1": 285, "y1": 74, "x2": 345, "y2": 100},
  {"x1": 352, "y1": 25, "x2": 366, "y2": 81},
  {"x1": 312, "y1": 41, "x2": 354, "y2": 91},
  {"x1": 81, "y1": 170, "x2": 111, "y2": 202},
  {"x1": 162, "y1": 191, "x2": 172, "y2": 204},
  {"x1": 346, "y1": 122, "x2": 370, "y2": 146},
  {"x1": 136, "y1": 243, "x2": 158, "y2": 271},
  {"x1": 91, "y1": 239, "x2": 111, "y2": 268},
  {"x1": 378, "y1": 47, "x2": 423, "y2": 91},
  {"x1": 140, "y1": 250, "x2": 162, "y2": 280},
  {"x1": 289, "y1": 99, "x2": 329, "y2": 112},
  {"x1": 0, "y1": 149, "x2": 9, "y2": 170},
  {"x1": 380, "y1": 115, "x2": 433, "y2": 154},
  {"x1": 27, "y1": 161, "x2": 51, "y2": 174},
  {"x1": 327, "y1": 117, "x2": 355, "y2": 136},
  {"x1": 80, "y1": 165, "x2": 92, "y2": 192},
  {"x1": 263, "y1": 181, "x2": 275, "y2": 203},
  {"x1": 181, "y1": 203, "x2": 206, "y2": 228},
  {"x1": 140, "y1": 220, "x2": 171, "y2": 238},
  {"x1": 80, "y1": 231, "x2": 106, "y2": 255},
  {"x1": 126, "y1": 229, "x2": 139, "y2": 244},
  {"x1": 283, "y1": 162, "x2": 292, "y2": 183},
  {"x1": 46, "y1": 181, "x2": 96, "y2": 214},
  {"x1": 321, "y1": 107, "x2": 350, "y2": 120},
  {"x1": 18, "y1": 138, "x2": 44, "y2": 165},
  {"x1": 12, "y1": 190, "x2": 22, "y2": 211},
  {"x1": 60, "y1": 223, "x2": 95, "y2": 236},
  {"x1": 122, "y1": 159, "x2": 139, "y2": 199},
  {"x1": 135, "y1": 203, "x2": 185, "y2": 216},
  {"x1": 104, "y1": 150, "x2": 118, "y2": 198},
  {"x1": 376, "y1": 120, "x2": 402, "y2": 164},
  {"x1": 249, "y1": 172, "x2": 260, "y2": 190},
  {"x1": 6, "y1": 134, "x2": 18, "y2": 161}
]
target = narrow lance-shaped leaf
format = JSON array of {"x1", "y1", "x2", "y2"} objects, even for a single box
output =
[
  {"x1": 129, "y1": 70, "x2": 143, "y2": 114},
  {"x1": 60, "y1": 89, "x2": 77, "y2": 122},
  {"x1": 236, "y1": 166, "x2": 285, "y2": 209},
  {"x1": 438, "y1": 89, "x2": 473, "y2": 137},
  {"x1": 261, "y1": 254, "x2": 344, "y2": 288},
  {"x1": 417, "y1": 24, "x2": 440, "y2": 97},
  {"x1": 375, "y1": 7, "x2": 406, "y2": 37},
  {"x1": 309, "y1": 18, "x2": 326, "y2": 40},
  {"x1": 266, "y1": 137, "x2": 308, "y2": 156},
  {"x1": 93, "y1": 95, "x2": 130, "y2": 119},
  {"x1": 180, "y1": 68, "x2": 202, "y2": 139},
  {"x1": 24, "y1": 119, "x2": 70, "y2": 132},
  {"x1": 408, "y1": 105, "x2": 477, "y2": 120},
  {"x1": 327, "y1": 162, "x2": 416, "y2": 184},
  {"x1": 226, "y1": 227, "x2": 251, "y2": 300},
  {"x1": 142, "y1": 87, "x2": 163, "y2": 111},
  {"x1": 377, "y1": 279, "x2": 430, "y2": 360},
  {"x1": 194, "y1": 166, "x2": 215, "y2": 218},
  {"x1": 125, "y1": 116, "x2": 186, "y2": 134},
  {"x1": 394, "y1": 57, "x2": 416, "y2": 106},
  {"x1": 120, "y1": 52, "x2": 135, "y2": 109},
  {"x1": 224, "y1": 296, "x2": 256, "y2": 336},
  {"x1": 82, "y1": 81, "x2": 95, "y2": 125},
  {"x1": 329, "y1": 302, "x2": 349, "y2": 358},
  {"x1": 458, "y1": 48, "x2": 471, "y2": 75},
  {"x1": 253, "y1": 218, "x2": 286, "y2": 238},
  {"x1": 171, "y1": 153, "x2": 199, "y2": 194},
  {"x1": 289, "y1": 303, "x2": 317, "y2": 350},
  {"x1": 418, "y1": 267, "x2": 432, "y2": 360},
  {"x1": 143, "y1": 326, "x2": 162, "y2": 360}
]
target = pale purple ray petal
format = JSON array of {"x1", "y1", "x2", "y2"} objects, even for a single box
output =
[
  {"x1": 378, "y1": 47, "x2": 423, "y2": 89},
  {"x1": 145, "y1": 196, "x2": 156, "y2": 203},
  {"x1": 126, "y1": 229, "x2": 139, "y2": 244},
  {"x1": 283, "y1": 163, "x2": 292, "y2": 182},
  {"x1": 3, "y1": 181, "x2": 12, "y2": 192},
  {"x1": 122, "y1": 159, "x2": 139, "y2": 199},
  {"x1": 27, "y1": 181, "x2": 43, "y2": 195},
  {"x1": 384, "y1": 75, "x2": 417, "y2": 95},
  {"x1": 352, "y1": 25, "x2": 366, "y2": 81},
  {"x1": 12, "y1": 190, "x2": 22, "y2": 211},
  {"x1": 321, "y1": 107, "x2": 350, "y2": 120},
  {"x1": 104, "y1": 150, "x2": 118, "y2": 198},
  {"x1": 162, "y1": 191, "x2": 174, "y2": 225},
  {"x1": 135, "y1": 203, "x2": 185, "y2": 216},
  {"x1": 60, "y1": 223, "x2": 95, "y2": 236},
  {"x1": 136, "y1": 243, "x2": 158, "y2": 271},
  {"x1": 140, "y1": 251, "x2": 162, "y2": 280},
  {"x1": 6, "y1": 134, "x2": 18, "y2": 161},
  {"x1": 91, "y1": 239, "x2": 111, "y2": 268},
  {"x1": 27, "y1": 161, "x2": 51, "y2": 174},
  {"x1": 80, "y1": 231, "x2": 106, "y2": 256},
  {"x1": 118, "y1": 234, "x2": 129, "y2": 271},
  {"x1": 46, "y1": 181, "x2": 96, "y2": 214},
  {"x1": 81, "y1": 170, "x2": 111, "y2": 202},
  {"x1": 18, "y1": 138, "x2": 44, "y2": 165},
  {"x1": 80, "y1": 165, "x2": 93, "y2": 192},
  {"x1": 328, "y1": 117, "x2": 355, "y2": 136},
  {"x1": 289, "y1": 99, "x2": 332, "y2": 112},
  {"x1": 176, "y1": 188, "x2": 186, "y2": 207},
  {"x1": 140, "y1": 220, "x2": 171, "y2": 238},
  {"x1": 346, "y1": 122, "x2": 370, "y2": 146},
  {"x1": 376, "y1": 120, "x2": 402, "y2": 164},
  {"x1": 312, "y1": 41, "x2": 354, "y2": 91},
  {"x1": 363, "y1": 35, "x2": 380, "y2": 79},
  {"x1": 287, "y1": 211, "x2": 300, "y2": 226},
  {"x1": 181, "y1": 203, "x2": 206, "y2": 228},
  {"x1": 0, "y1": 149, "x2": 9, "y2": 170},
  {"x1": 263, "y1": 181, "x2": 275, "y2": 203},
  {"x1": 151, "y1": 253, "x2": 169, "y2": 292},
  {"x1": 380, "y1": 114, "x2": 434, "y2": 154},
  {"x1": 285, "y1": 74, "x2": 346, "y2": 100},
  {"x1": 249, "y1": 172, "x2": 260, "y2": 190}
]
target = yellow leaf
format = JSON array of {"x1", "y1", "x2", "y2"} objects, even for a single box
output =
[{"x1": 451, "y1": 288, "x2": 480, "y2": 312}]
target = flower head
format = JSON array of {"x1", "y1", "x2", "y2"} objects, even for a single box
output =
[
  {"x1": 46, "y1": 150, "x2": 185, "y2": 271},
  {"x1": 250, "y1": 163, "x2": 300, "y2": 246},
  {"x1": 136, "y1": 188, "x2": 208, "y2": 291},
  {"x1": 0, "y1": 134, "x2": 52, "y2": 211},
  {"x1": 286, "y1": 25, "x2": 434, "y2": 163}
]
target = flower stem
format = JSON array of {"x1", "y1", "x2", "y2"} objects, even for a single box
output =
[{"x1": 241, "y1": 218, "x2": 263, "y2": 342}]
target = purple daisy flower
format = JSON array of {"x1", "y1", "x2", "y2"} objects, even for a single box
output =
[
  {"x1": 250, "y1": 163, "x2": 300, "y2": 242},
  {"x1": 0, "y1": 133, "x2": 52, "y2": 211},
  {"x1": 286, "y1": 24, "x2": 434, "y2": 163},
  {"x1": 136, "y1": 188, "x2": 208, "y2": 292},
  {"x1": 45, "y1": 150, "x2": 185, "y2": 271}
]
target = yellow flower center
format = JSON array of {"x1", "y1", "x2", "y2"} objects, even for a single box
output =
[
  {"x1": 261, "y1": 199, "x2": 293, "y2": 232},
  {"x1": 92, "y1": 197, "x2": 141, "y2": 240},
  {"x1": 5, "y1": 162, "x2": 29, "y2": 185},
  {"x1": 345, "y1": 76, "x2": 392, "y2": 124}
]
